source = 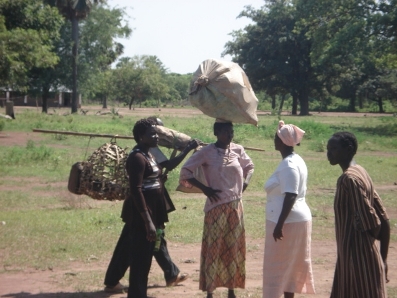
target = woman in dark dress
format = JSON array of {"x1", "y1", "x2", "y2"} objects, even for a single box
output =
[
  {"x1": 104, "y1": 117, "x2": 197, "y2": 293},
  {"x1": 120, "y1": 118, "x2": 198, "y2": 297}
]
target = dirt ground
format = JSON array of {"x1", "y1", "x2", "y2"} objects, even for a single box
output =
[{"x1": 0, "y1": 107, "x2": 396, "y2": 298}]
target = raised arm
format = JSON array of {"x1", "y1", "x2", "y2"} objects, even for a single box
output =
[{"x1": 160, "y1": 139, "x2": 200, "y2": 171}]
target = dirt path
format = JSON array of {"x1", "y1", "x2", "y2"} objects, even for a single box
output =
[
  {"x1": 1, "y1": 237, "x2": 395, "y2": 298},
  {"x1": 0, "y1": 238, "x2": 337, "y2": 298}
]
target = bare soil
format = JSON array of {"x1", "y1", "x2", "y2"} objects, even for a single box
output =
[{"x1": 0, "y1": 108, "x2": 396, "y2": 298}]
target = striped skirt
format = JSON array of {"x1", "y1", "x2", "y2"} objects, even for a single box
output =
[
  {"x1": 263, "y1": 220, "x2": 315, "y2": 298},
  {"x1": 199, "y1": 200, "x2": 246, "y2": 292}
]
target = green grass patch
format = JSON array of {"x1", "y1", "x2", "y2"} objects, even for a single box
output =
[{"x1": 0, "y1": 107, "x2": 395, "y2": 275}]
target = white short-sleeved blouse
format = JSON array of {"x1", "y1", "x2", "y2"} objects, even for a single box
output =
[{"x1": 265, "y1": 153, "x2": 312, "y2": 223}]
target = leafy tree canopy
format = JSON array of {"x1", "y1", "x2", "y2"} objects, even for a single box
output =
[
  {"x1": 0, "y1": 0, "x2": 63, "y2": 90},
  {"x1": 224, "y1": 0, "x2": 397, "y2": 114}
]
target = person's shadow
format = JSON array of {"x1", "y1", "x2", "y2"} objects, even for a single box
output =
[
  {"x1": 1, "y1": 284, "x2": 171, "y2": 297},
  {"x1": 1, "y1": 287, "x2": 174, "y2": 298},
  {"x1": 1, "y1": 291, "x2": 122, "y2": 298}
]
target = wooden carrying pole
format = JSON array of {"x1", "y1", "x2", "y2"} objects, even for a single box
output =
[
  {"x1": 33, "y1": 128, "x2": 134, "y2": 140},
  {"x1": 32, "y1": 128, "x2": 265, "y2": 152}
]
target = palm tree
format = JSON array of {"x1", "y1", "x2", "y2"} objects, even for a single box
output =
[{"x1": 45, "y1": 0, "x2": 101, "y2": 113}]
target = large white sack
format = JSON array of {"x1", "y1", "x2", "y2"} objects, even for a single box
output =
[
  {"x1": 189, "y1": 59, "x2": 258, "y2": 126},
  {"x1": 154, "y1": 125, "x2": 192, "y2": 150}
]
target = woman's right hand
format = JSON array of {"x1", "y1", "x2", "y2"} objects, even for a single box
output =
[
  {"x1": 203, "y1": 186, "x2": 221, "y2": 202},
  {"x1": 273, "y1": 223, "x2": 284, "y2": 241},
  {"x1": 145, "y1": 221, "x2": 157, "y2": 242}
]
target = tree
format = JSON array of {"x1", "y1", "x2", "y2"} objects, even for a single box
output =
[
  {"x1": 298, "y1": 0, "x2": 379, "y2": 112},
  {"x1": 46, "y1": 0, "x2": 103, "y2": 113},
  {"x1": 28, "y1": 22, "x2": 71, "y2": 113},
  {"x1": 29, "y1": 3, "x2": 130, "y2": 113},
  {"x1": 166, "y1": 73, "x2": 192, "y2": 104},
  {"x1": 112, "y1": 56, "x2": 171, "y2": 109},
  {"x1": 223, "y1": 1, "x2": 314, "y2": 115},
  {"x1": 224, "y1": 0, "x2": 397, "y2": 114},
  {"x1": 0, "y1": 0, "x2": 62, "y2": 91},
  {"x1": 377, "y1": 0, "x2": 397, "y2": 53},
  {"x1": 77, "y1": 4, "x2": 132, "y2": 100}
]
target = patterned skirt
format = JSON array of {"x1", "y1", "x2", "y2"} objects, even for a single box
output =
[{"x1": 199, "y1": 199, "x2": 246, "y2": 292}]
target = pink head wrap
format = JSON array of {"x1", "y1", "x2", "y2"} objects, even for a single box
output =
[{"x1": 277, "y1": 120, "x2": 305, "y2": 147}]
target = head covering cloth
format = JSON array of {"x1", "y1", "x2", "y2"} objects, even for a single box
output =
[{"x1": 277, "y1": 120, "x2": 305, "y2": 147}]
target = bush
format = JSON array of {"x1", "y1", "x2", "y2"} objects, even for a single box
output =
[{"x1": 294, "y1": 120, "x2": 333, "y2": 140}]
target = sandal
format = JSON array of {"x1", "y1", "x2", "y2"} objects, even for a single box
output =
[
  {"x1": 166, "y1": 272, "x2": 189, "y2": 287},
  {"x1": 104, "y1": 282, "x2": 128, "y2": 293}
]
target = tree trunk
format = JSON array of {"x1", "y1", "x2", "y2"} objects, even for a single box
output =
[
  {"x1": 358, "y1": 93, "x2": 363, "y2": 109},
  {"x1": 71, "y1": 15, "x2": 79, "y2": 114},
  {"x1": 378, "y1": 97, "x2": 384, "y2": 113},
  {"x1": 279, "y1": 94, "x2": 286, "y2": 112},
  {"x1": 271, "y1": 94, "x2": 276, "y2": 110},
  {"x1": 102, "y1": 95, "x2": 107, "y2": 109},
  {"x1": 299, "y1": 88, "x2": 309, "y2": 116},
  {"x1": 348, "y1": 96, "x2": 356, "y2": 112},
  {"x1": 42, "y1": 84, "x2": 50, "y2": 113},
  {"x1": 292, "y1": 92, "x2": 298, "y2": 115}
]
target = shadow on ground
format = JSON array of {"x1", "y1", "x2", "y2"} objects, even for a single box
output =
[
  {"x1": 1, "y1": 285, "x2": 171, "y2": 298},
  {"x1": 1, "y1": 291, "x2": 122, "y2": 298}
]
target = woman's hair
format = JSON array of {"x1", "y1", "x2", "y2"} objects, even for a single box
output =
[
  {"x1": 213, "y1": 122, "x2": 233, "y2": 135},
  {"x1": 331, "y1": 131, "x2": 358, "y2": 156},
  {"x1": 132, "y1": 118, "x2": 156, "y2": 142}
]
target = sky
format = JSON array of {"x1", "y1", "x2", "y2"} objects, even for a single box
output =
[{"x1": 108, "y1": 0, "x2": 265, "y2": 74}]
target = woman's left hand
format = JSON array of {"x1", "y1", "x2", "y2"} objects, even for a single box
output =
[
  {"x1": 273, "y1": 224, "x2": 284, "y2": 241},
  {"x1": 186, "y1": 139, "x2": 200, "y2": 151}
]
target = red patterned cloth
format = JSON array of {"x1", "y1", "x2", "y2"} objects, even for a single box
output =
[{"x1": 199, "y1": 200, "x2": 245, "y2": 292}]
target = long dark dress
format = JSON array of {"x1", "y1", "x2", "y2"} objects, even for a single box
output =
[{"x1": 331, "y1": 164, "x2": 388, "y2": 298}]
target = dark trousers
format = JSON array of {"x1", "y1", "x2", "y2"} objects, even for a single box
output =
[
  {"x1": 104, "y1": 223, "x2": 180, "y2": 288},
  {"x1": 128, "y1": 222, "x2": 154, "y2": 298}
]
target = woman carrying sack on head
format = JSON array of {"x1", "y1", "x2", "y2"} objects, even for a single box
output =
[{"x1": 180, "y1": 121, "x2": 254, "y2": 298}]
